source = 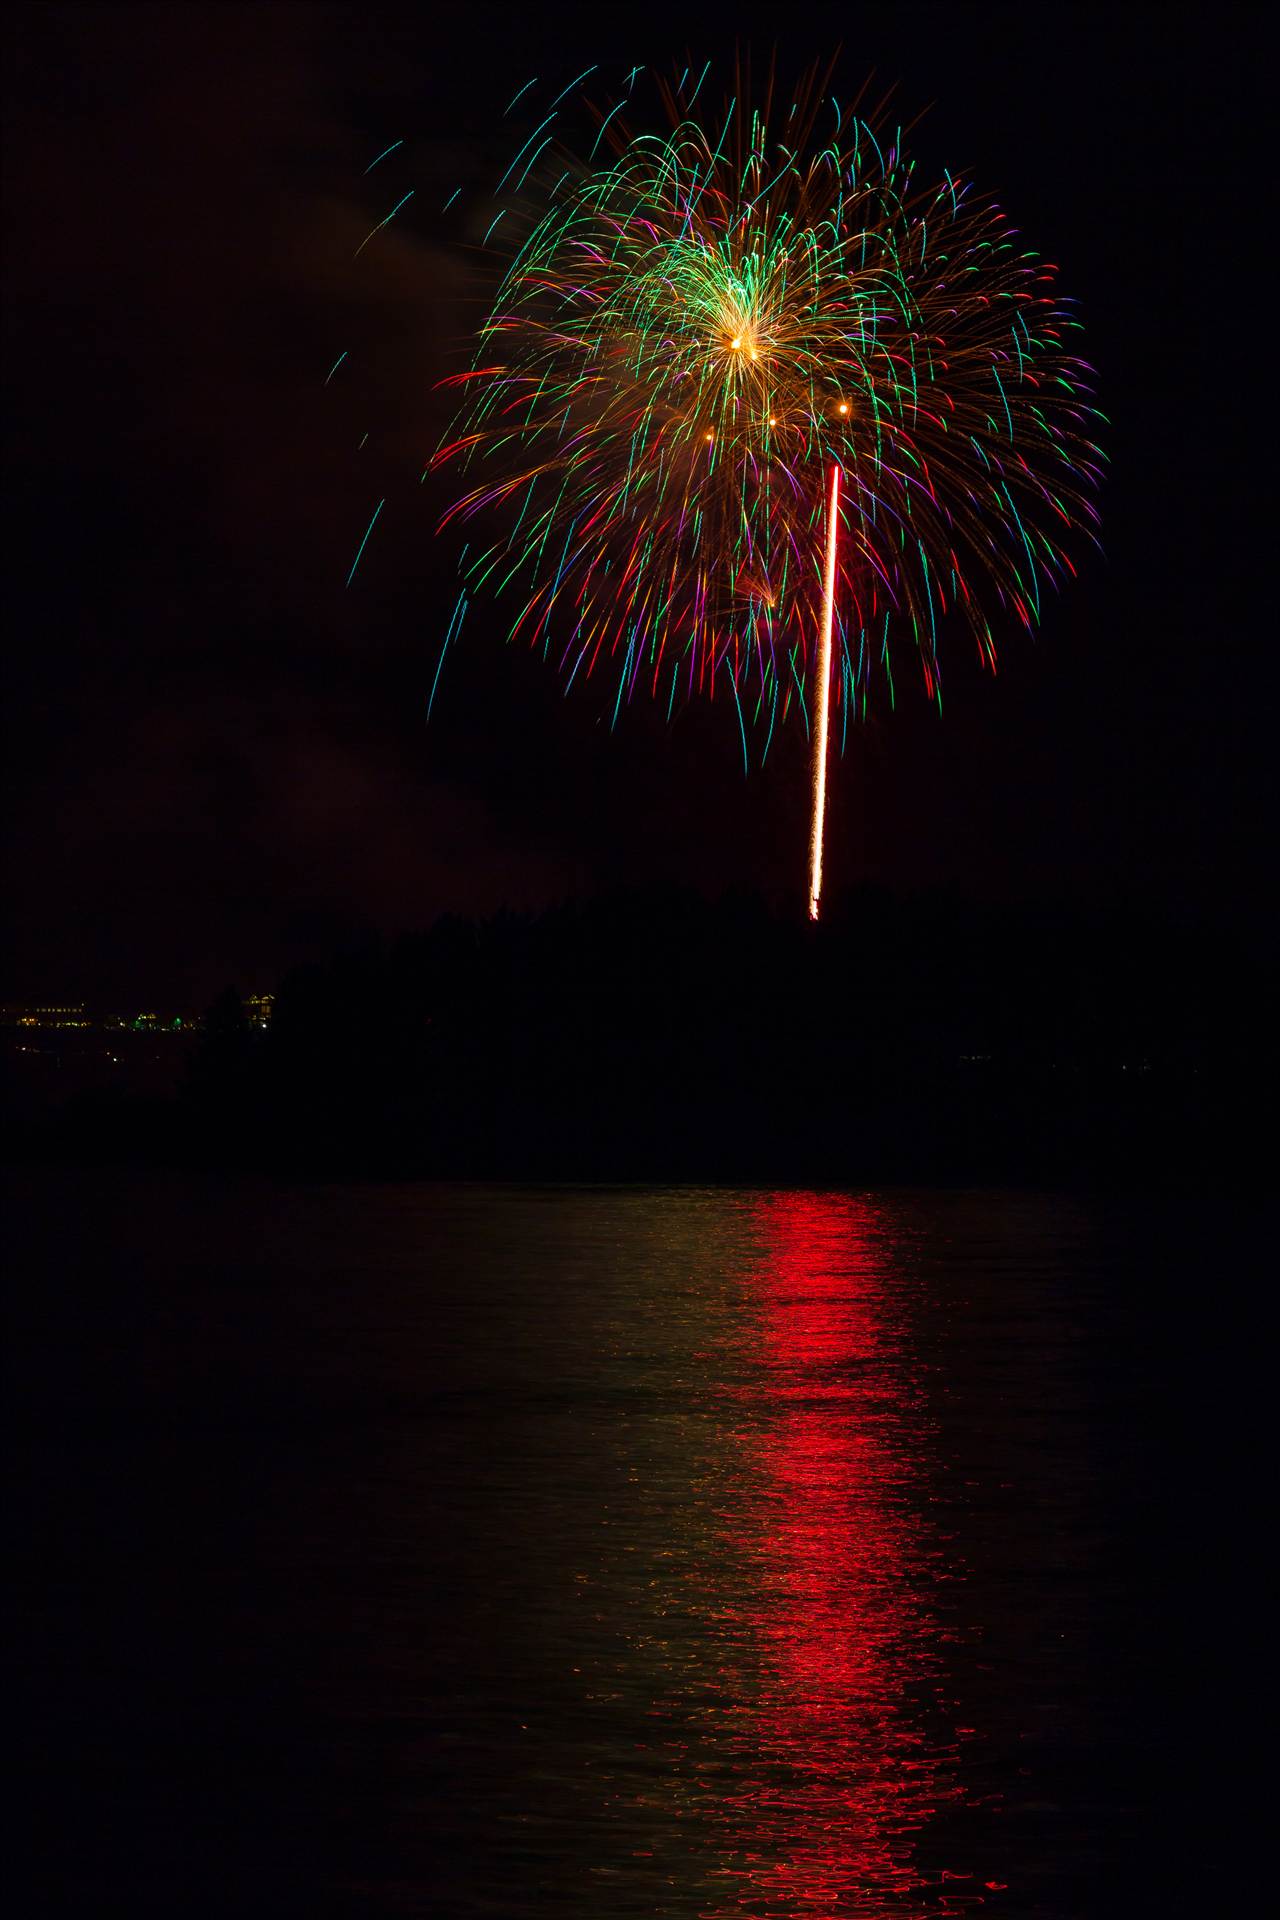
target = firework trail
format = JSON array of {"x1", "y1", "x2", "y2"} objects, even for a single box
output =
[
  {"x1": 809, "y1": 463, "x2": 841, "y2": 920},
  {"x1": 425, "y1": 61, "x2": 1103, "y2": 912}
]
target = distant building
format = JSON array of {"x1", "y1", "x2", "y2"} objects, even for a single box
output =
[
  {"x1": 3, "y1": 1002, "x2": 202, "y2": 1035},
  {"x1": 98, "y1": 1011, "x2": 195, "y2": 1032},
  {"x1": 1, "y1": 1003, "x2": 90, "y2": 1029},
  {"x1": 244, "y1": 994, "x2": 274, "y2": 1030}
]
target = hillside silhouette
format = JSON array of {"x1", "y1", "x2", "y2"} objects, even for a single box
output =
[{"x1": 130, "y1": 887, "x2": 1251, "y2": 1183}]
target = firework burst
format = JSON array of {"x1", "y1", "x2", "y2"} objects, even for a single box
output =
[{"x1": 429, "y1": 63, "x2": 1104, "y2": 911}]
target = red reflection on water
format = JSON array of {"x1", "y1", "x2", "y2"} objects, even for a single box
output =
[{"x1": 718, "y1": 1192, "x2": 971, "y2": 1916}]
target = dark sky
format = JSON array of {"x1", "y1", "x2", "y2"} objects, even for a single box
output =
[{"x1": 3, "y1": 1, "x2": 1272, "y2": 1007}]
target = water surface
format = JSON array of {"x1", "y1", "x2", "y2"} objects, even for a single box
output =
[{"x1": 7, "y1": 1174, "x2": 1229, "y2": 1915}]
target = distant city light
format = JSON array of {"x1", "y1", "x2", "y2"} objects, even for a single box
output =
[
  {"x1": 2, "y1": 1002, "x2": 207, "y2": 1035},
  {"x1": 2, "y1": 1003, "x2": 90, "y2": 1030},
  {"x1": 3, "y1": 997, "x2": 274, "y2": 1034}
]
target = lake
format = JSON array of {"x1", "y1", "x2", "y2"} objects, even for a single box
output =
[{"x1": 5, "y1": 1170, "x2": 1250, "y2": 1915}]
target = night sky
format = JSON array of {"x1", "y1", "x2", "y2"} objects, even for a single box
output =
[{"x1": 4, "y1": 2, "x2": 1272, "y2": 1009}]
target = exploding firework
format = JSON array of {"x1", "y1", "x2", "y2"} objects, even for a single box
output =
[{"x1": 428, "y1": 62, "x2": 1104, "y2": 915}]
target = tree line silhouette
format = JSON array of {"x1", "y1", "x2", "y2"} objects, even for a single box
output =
[{"x1": 167, "y1": 887, "x2": 1251, "y2": 1183}]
